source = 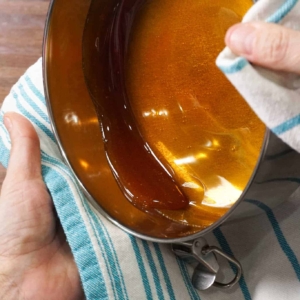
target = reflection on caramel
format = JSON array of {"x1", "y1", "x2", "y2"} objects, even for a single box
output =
[
  {"x1": 50, "y1": 0, "x2": 264, "y2": 238},
  {"x1": 89, "y1": 0, "x2": 189, "y2": 211},
  {"x1": 125, "y1": 0, "x2": 265, "y2": 226}
]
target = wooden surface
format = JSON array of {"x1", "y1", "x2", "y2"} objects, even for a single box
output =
[{"x1": 0, "y1": 0, "x2": 49, "y2": 188}]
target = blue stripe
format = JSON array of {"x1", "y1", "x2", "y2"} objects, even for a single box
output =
[
  {"x1": 40, "y1": 154, "x2": 109, "y2": 299},
  {"x1": 142, "y1": 241, "x2": 165, "y2": 300},
  {"x1": 153, "y1": 243, "x2": 176, "y2": 300},
  {"x1": 86, "y1": 210, "x2": 118, "y2": 300},
  {"x1": 24, "y1": 75, "x2": 46, "y2": 105},
  {"x1": 42, "y1": 152, "x2": 116, "y2": 298},
  {"x1": 1, "y1": 91, "x2": 108, "y2": 298},
  {"x1": 95, "y1": 218, "x2": 129, "y2": 300},
  {"x1": 41, "y1": 150, "x2": 72, "y2": 176},
  {"x1": 17, "y1": 83, "x2": 50, "y2": 125},
  {"x1": 96, "y1": 218, "x2": 129, "y2": 300},
  {"x1": 217, "y1": 57, "x2": 248, "y2": 74},
  {"x1": 0, "y1": 113, "x2": 10, "y2": 143},
  {"x1": 129, "y1": 236, "x2": 153, "y2": 300},
  {"x1": 246, "y1": 199, "x2": 300, "y2": 281},
  {"x1": 176, "y1": 258, "x2": 201, "y2": 300},
  {"x1": 41, "y1": 152, "x2": 129, "y2": 299},
  {"x1": 271, "y1": 114, "x2": 300, "y2": 135},
  {"x1": 12, "y1": 91, "x2": 56, "y2": 143},
  {"x1": 213, "y1": 227, "x2": 252, "y2": 300},
  {"x1": 42, "y1": 165, "x2": 109, "y2": 300},
  {"x1": 0, "y1": 124, "x2": 10, "y2": 146},
  {"x1": 0, "y1": 131, "x2": 10, "y2": 168},
  {"x1": 85, "y1": 205, "x2": 127, "y2": 300},
  {"x1": 266, "y1": 0, "x2": 299, "y2": 23}
]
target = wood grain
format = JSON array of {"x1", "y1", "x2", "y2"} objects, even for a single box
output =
[{"x1": 0, "y1": 0, "x2": 49, "y2": 188}]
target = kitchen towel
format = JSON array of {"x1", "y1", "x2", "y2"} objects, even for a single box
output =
[
  {"x1": 1, "y1": 0, "x2": 300, "y2": 299},
  {"x1": 217, "y1": 0, "x2": 300, "y2": 152}
]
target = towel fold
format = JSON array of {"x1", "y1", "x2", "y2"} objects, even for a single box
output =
[
  {"x1": 217, "y1": 0, "x2": 300, "y2": 151},
  {"x1": 1, "y1": 0, "x2": 300, "y2": 299}
]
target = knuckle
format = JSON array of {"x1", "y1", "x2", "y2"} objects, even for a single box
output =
[
  {"x1": 269, "y1": 30, "x2": 288, "y2": 63},
  {"x1": 257, "y1": 28, "x2": 289, "y2": 64}
]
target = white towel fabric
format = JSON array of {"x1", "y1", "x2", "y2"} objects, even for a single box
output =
[
  {"x1": 0, "y1": 0, "x2": 300, "y2": 299},
  {"x1": 217, "y1": 0, "x2": 300, "y2": 152}
]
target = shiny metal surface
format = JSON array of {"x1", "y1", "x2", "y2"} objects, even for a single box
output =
[
  {"x1": 172, "y1": 238, "x2": 219, "y2": 290},
  {"x1": 82, "y1": 0, "x2": 263, "y2": 231},
  {"x1": 43, "y1": 0, "x2": 300, "y2": 291},
  {"x1": 172, "y1": 237, "x2": 242, "y2": 290},
  {"x1": 43, "y1": 0, "x2": 199, "y2": 241},
  {"x1": 204, "y1": 246, "x2": 243, "y2": 289},
  {"x1": 43, "y1": 0, "x2": 300, "y2": 243}
]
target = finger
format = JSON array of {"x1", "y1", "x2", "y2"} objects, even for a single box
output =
[
  {"x1": 225, "y1": 22, "x2": 300, "y2": 74},
  {"x1": 3, "y1": 112, "x2": 41, "y2": 184}
]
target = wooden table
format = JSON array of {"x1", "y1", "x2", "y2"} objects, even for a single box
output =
[{"x1": 0, "y1": 0, "x2": 49, "y2": 189}]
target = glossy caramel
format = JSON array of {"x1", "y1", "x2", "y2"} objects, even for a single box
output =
[
  {"x1": 47, "y1": 0, "x2": 264, "y2": 238},
  {"x1": 84, "y1": 0, "x2": 189, "y2": 211},
  {"x1": 124, "y1": 0, "x2": 265, "y2": 225}
]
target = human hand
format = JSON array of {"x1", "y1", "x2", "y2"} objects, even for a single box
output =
[
  {"x1": 0, "y1": 113, "x2": 83, "y2": 300},
  {"x1": 225, "y1": 21, "x2": 300, "y2": 74}
]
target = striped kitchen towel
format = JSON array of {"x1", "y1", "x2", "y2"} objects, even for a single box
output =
[
  {"x1": 1, "y1": 1, "x2": 300, "y2": 299},
  {"x1": 1, "y1": 62, "x2": 300, "y2": 300},
  {"x1": 217, "y1": 0, "x2": 300, "y2": 152}
]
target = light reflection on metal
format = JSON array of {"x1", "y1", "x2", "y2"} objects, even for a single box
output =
[
  {"x1": 79, "y1": 159, "x2": 89, "y2": 169},
  {"x1": 195, "y1": 153, "x2": 207, "y2": 159},
  {"x1": 174, "y1": 153, "x2": 207, "y2": 165},
  {"x1": 144, "y1": 142, "x2": 173, "y2": 178},
  {"x1": 88, "y1": 172, "x2": 102, "y2": 178},
  {"x1": 204, "y1": 140, "x2": 212, "y2": 147},
  {"x1": 178, "y1": 103, "x2": 184, "y2": 112},
  {"x1": 65, "y1": 112, "x2": 80, "y2": 125},
  {"x1": 124, "y1": 187, "x2": 134, "y2": 198},
  {"x1": 203, "y1": 176, "x2": 242, "y2": 208},
  {"x1": 182, "y1": 182, "x2": 201, "y2": 189},
  {"x1": 156, "y1": 141, "x2": 204, "y2": 198},
  {"x1": 212, "y1": 139, "x2": 220, "y2": 147},
  {"x1": 142, "y1": 109, "x2": 168, "y2": 117},
  {"x1": 174, "y1": 156, "x2": 196, "y2": 165},
  {"x1": 87, "y1": 118, "x2": 99, "y2": 124}
]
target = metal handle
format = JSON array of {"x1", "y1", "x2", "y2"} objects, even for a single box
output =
[
  {"x1": 172, "y1": 238, "x2": 243, "y2": 291},
  {"x1": 202, "y1": 246, "x2": 242, "y2": 289}
]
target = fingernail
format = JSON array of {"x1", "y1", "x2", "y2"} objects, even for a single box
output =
[
  {"x1": 4, "y1": 116, "x2": 12, "y2": 132},
  {"x1": 226, "y1": 24, "x2": 256, "y2": 55}
]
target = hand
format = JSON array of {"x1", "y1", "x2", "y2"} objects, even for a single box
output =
[
  {"x1": 225, "y1": 21, "x2": 300, "y2": 74},
  {"x1": 0, "y1": 113, "x2": 83, "y2": 300}
]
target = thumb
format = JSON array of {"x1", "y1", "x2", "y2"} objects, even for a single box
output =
[
  {"x1": 0, "y1": 113, "x2": 54, "y2": 257},
  {"x1": 225, "y1": 22, "x2": 300, "y2": 74},
  {"x1": 3, "y1": 112, "x2": 41, "y2": 187}
]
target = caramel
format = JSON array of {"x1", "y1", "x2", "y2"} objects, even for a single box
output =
[{"x1": 91, "y1": 0, "x2": 265, "y2": 226}]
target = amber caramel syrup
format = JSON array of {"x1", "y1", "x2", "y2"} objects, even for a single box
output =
[{"x1": 89, "y1": 0, "x2": 265, "y2": 228}]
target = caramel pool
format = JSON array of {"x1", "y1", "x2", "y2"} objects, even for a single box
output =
[{"x1": 121, "y1": 0, "x2": 265, "y2": 226}]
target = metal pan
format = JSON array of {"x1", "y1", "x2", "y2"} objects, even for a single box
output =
[{"x1": 43, "y1": 0, "x2": 300, "y2": 290}]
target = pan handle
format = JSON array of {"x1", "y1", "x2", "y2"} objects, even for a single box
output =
[{"x1": 172, "y1": 237, "x2": 243, "y2": 290}]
